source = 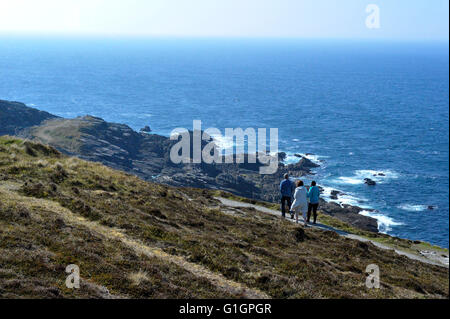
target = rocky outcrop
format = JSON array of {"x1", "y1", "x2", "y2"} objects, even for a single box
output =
[
  {"x1": 17, "y1": 114, "x2": 318, "y2": 203},
  {"x1": 2, "y1": 100, "x2": 379, "y2": 233},
  {"x1": 140, "y1": 125, "x2": 152, "y2": 133},
  {"x1": 330, "y1": 190, "x2": 343, "y2": 200},
  {"x1": 0, "y1": 100, "x2": 58, "y2": 136},
  {"x1": 320, "y1": 201, "x2": 379, "y2": 232}
]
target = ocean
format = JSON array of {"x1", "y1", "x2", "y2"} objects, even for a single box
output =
[{"x1": 0, "y1": 36, "x2": 448, "y2": 247}]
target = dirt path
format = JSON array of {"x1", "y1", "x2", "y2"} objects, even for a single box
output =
[
  {"x1": 0, "y1": 185, "x2": 270, "y2": 299},
  {"x1": 215, "y1": 197, "x2": 449, "y2": 268}
]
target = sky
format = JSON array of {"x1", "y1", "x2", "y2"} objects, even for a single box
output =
[{"x1": 0, "y1": 0, "x2": 448, "y2": 40}]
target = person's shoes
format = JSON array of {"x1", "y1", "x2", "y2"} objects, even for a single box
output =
[{"x1": 290, "y1": 213, "x2": 294, "y2": 219}]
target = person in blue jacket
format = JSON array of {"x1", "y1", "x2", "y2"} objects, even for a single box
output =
[
  {"x1": 307, "y1": 181, "x2": 320, "y2": 224},
  {"x1": 279, "y1": 173, "x2": 295, "y2": 218}
]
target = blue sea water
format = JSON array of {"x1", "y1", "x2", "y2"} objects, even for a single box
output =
[{"x1": 0, "y1": 36, "x2": 448, "y2": 247}]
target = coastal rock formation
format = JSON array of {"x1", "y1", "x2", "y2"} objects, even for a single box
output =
[
  {"x1": 1, "y1": 100, "x2": 379, "y2": 232},
  {"x1": 364, "y1": 178, "x2": 377, "y2": 186},
  {"x1": 319, "y1": 201, "x2": 379, "y2": 233},
  {"x1": 330, "y1": 190, "x2": 343, "y2": 200},
  {"x1": 0, "y1": 100, "x2": 58, "y2": 136},
  {"x1": 140, "y1": 125, "x2": 152, "y2": 133},
  {"x1": 16, "y1": 114, "x2": 319, "y2": 202}
]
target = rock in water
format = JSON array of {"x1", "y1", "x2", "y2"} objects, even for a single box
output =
[
  {"x1": 364, "y1": 178, "x2": 376, "y2": 186},
  {"x1": 277, "y1": 152, "x2": 287, "y2": 161},
  {"x1": 140, "y1": 125, "x2": 152, "y2": 133},
  {"x1": 330, "y1": 190, "x2": 342, "y2": 200}
]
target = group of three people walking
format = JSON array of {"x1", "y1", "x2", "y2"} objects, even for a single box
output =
[{"x1": 280, "y1": 173, "x2": 320, "y2": 226}]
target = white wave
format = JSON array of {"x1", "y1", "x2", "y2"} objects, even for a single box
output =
[
  {"x1": 415, "y1": 150, "x2": 440, "y2": 155},
  {"x1": 211, "y1": 135, "x2": 233, "y2": 151},
  {"x1": 320, "y1": 186, "x2": 337, "y2": 198},
  {"x1": 355, "y1": 169, "x2": 399, "y2": 182},
  {"x1": 335, "y1": 176, "x2": 364, "y2": 185},
  {"x1": 359, "y1": 210, "x2": 403, "y2": 233},
  {"x1": 119, "y1": 113, "x2": 138, "y2": 117},
  {"x1": 210, "y1": 134, "x2": 245, "y2": 153},
  {"x1": 295, "y1": 153, "x2": 328, "y2": 165},
  {"x1": 322, "y1": 185, "x2": 401, "y2": 233},
  {"x1": 338, "y1": 194, "x2": 366, "y2": 207},
  {"x1": 138, "y1": 114, "x2": 153, "y2": 118},
  {"x1": 284, "y1": 154, "x2": 301, "y2": 164},
  {"x1": 397, "y1": 204, "x2": 429, "y2": 212},
  {"x1": 321, "y1": 186, "x2": 370, "y2": 208},
  {"x1": 334, "y1": 169, "x2": 400, "y2": 185},
  {"x1": 320, "y1": 186, "x2": 340, "y2": 202}
]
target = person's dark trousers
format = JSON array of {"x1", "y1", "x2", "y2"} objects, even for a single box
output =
[
  {"x1": 307, "y1": 203, "x2": 319, "y2": 223},
  {"x1": 281, "y1": 196, "x2": 292, "y2": 217}
]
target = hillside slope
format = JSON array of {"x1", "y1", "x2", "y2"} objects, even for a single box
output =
[
  {"x1": 0, "y1": 137, "x2": 448, "y2": 298},
  {"x1": 2, "y1": 102, "x2": 377, "y2": 232}
]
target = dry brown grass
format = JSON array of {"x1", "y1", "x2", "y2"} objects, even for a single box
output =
[
  {"x1": 128, "y1": 270, "x2": 150, "y2": 287},
  {"x1": 0, "y1": 136, "x2": 448, "y2": 299}
]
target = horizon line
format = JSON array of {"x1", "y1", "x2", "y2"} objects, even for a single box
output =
[{"x1": 0, "y1": 31, "x2": 449, "y2": 44}]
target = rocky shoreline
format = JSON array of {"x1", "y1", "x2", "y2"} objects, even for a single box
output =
[{"x1": 1, "y1": 99, "x2": 378, "y2": 232}]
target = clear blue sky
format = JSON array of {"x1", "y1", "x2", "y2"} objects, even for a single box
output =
[{"x1": 0, "y1": 0, "x2": 448, "y2": 41}]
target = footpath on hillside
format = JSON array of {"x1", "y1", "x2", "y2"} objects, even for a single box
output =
[{"x1": 215, "y1": 197, "x2": 449, "y2": 268}]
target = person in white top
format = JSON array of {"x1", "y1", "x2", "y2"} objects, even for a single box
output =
[{"x1": 290, "y1": 180, "x2": 309, "y2": 226}]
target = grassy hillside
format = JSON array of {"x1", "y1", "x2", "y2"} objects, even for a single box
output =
[{"x1": 0, "y1": 136, "x2": 448, "y2": 299}]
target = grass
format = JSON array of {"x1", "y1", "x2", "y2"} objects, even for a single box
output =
[
  {"x1": 211, "y1": 186, "x2": 449, "y2": 257},
  {"x1": 0, "y1": 136, "x2": 448, "y2": 299}
]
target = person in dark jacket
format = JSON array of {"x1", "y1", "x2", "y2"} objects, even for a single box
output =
[{"x1": 279, "y1": 173, "x2": 295, "y2": 218}]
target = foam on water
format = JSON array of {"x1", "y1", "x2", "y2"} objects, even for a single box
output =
[
  {"x1": 355, "y1": 170, "x2": 400, "y2": 182},
  {"x1": 320, "y1": 186, "x2": 371, "y2": 208},
  {"x1": 282, "y1": 152, "x2": 328, "y2": 166},
  {"x1": 338, "y1": 194, "x2": 367, "y2": 207},
  {"x1": 334, "y1": 176, "x2": 364, "y2": 185},
  {"x1": 334, "y1": 169, "x2": 400, "y2": 185},
  {"x1": 397, "y1": 204, "x2": 429, "y2": 212},
  {"x1": 320, "y1": 185, "x2": 407, "y2": 233},
  {"x1": 296, "y1": 153, "x2": 328, "y2": 165},
  {"x1": 211, "y1": 134, "x2": 236, "y2": 153},
  {"x1": 320, "y1": 186, "x2": 339, "y2": 201},
  {"x1": 360, "y1": 210, "x2": 404, "y2": 233},
  {"x1": 284, "y1": 153, "x2": 301, "y2": 164}
]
